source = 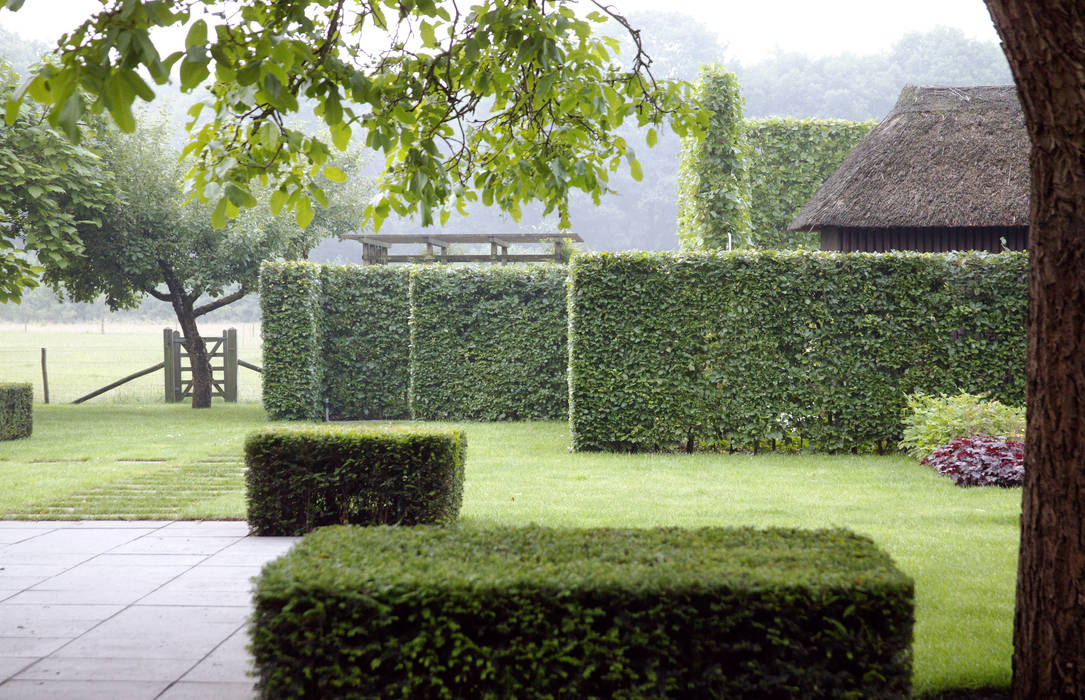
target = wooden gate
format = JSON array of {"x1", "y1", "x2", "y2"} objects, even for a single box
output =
[{"x1": 163, "y1": 328, "x2": 238, "y2": 403}]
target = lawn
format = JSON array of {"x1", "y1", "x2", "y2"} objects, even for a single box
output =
[
  {"x1": 0, "y1": 403, "x2": 1018, "y2": 696},
  {"x1": 0, "y1": 321, "x2": 263, "y2": 404}
]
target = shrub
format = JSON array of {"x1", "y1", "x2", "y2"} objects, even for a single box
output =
[
  {"x1": 744, "y1": 117, "x2": 876, "y2": 249},
  {"x1": 568, "y1": 250, "x2": 1026, "y2": 453},
  {"x1": 409, "y1": 265, "x2": 568, "y2": 420},
  {"x1": 923, "y1": 435, "x2": 1025, "y2": 487},
  {"x1": 319, "y1": 265, "x2": 411, "y2": 420},
  {"x1": 260, "y1": 262, "x2": 567, "y2": 422},
  {"x1": 0, "y1": 383, "x2": 32, "y2": 440},
  {"x1": 677, "y1": 64, "x2": 751, "y2": 251},
  {"x1": 251, "y1": 525, "x2": 914, "y2": 699},
  {"x1": 259, "y1": 262, "x2": 323, "y2": 421},
  {"x1": 244, "y1": 425, "x2": 465, "y2": 535},
  {"x1": 900, "y1": 392, "x2": 1025, "y2": 461}
]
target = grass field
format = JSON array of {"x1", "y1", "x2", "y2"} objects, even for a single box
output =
[
  {"x1": 0, "y1": 403, "x2": 1019, "y2": 696},
  {"x1": 0, "y1": 321, "x2": 263, "y2": 404}
]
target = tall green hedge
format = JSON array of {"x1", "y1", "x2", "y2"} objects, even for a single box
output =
[
  {"x1": 409, "y1": 266, "x2": 568, "y2": 420},
  {"x1": 260, "y1": 262, "x2": 322, "y2": 421},
  {"x1": 261, "y1": 262, "x2": 568, "y2": 422},
  {"x1": 677, "y1": 64, "x2": 751, "y2": 251},
  {"x1": 319, "y1": 265, "x2": 411, "y2": 420},
  {"x1": 568, "y1": 250, "x2": 1026, "y2": 453},
  {"x1": 744, "y1": 117, "x2": 876, "y2": 249}
]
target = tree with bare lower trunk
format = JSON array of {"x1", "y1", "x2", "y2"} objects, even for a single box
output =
[
  {"x1": 43, "y1": 116, "x2": 367, "y2": 408},
  {"x1": 983, "y1": 1, "x2": 1085, "y2": 697}
]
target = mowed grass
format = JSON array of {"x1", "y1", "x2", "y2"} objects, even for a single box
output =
[
  {"x1": 0, "y1": 321, "x2": 263, "y2": 404},
  {"x1": 0, "y1": 403, "x2": 1018, "y2": 696}
]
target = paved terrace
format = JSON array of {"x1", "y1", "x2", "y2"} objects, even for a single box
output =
[{"x1": 0, "y1": 521, "x2": 299, "y2": 699}]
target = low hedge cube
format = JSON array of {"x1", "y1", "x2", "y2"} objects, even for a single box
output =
[
  {"x1": 244, "y1": 425, "x2": 465, "y2": 535},
  {"x1": 0, "y1": 383, "x2": 32, "y2": 441},
  {"x1": 251, "y1": 525, "x2": 914, "y2": 698}
]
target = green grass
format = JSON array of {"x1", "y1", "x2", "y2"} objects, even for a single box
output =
[
  {"x1": 0, "y1": 322, "x2": 263, "y2": 404},
  {"x1": 0, "y1": 404, "x2": 1017, "y2": 696}
]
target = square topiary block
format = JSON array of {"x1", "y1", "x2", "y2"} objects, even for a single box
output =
[
  {"x1": 244, "y1": 425, "x2": 465, "y2": 535},
  {"x1": 0, "y1": 383, "x2": 32, "y2": 441},
  {"x1": 252, "y1": 525, "x2": 914, "y2": 698}
]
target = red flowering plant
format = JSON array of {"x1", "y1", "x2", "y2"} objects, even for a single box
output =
[{"x1": 922, "y1": 435, "x2": 1025, "y2": 487}]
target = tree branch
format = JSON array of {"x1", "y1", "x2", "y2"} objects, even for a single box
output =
[{"x1": 193, "y1": 285, "x2": 248, "y2": 318}]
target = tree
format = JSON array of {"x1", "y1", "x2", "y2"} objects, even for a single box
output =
[
  {"x1": 3, "y1": 0, "x2": 701, "y2": 236},
  {"x1": 44, "y1": 115, "x2": 368, "y2": 408},
  {"x1": 0, "y1": 61, "x2": 112, "y2": 303},
  {"x1": 982, "y1": 1, "x2": 1085, "y2": 697}
]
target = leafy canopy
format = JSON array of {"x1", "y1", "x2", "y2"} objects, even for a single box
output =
[
  {"x1": 4, "y1": 0, "x2": 703, "y2": 230},
  {"x1": 0, "y1": 61, "x2": 112, "y2": 303},
  {"x1": 45, "y1": 112, "x2": 368, "y2": 315}
]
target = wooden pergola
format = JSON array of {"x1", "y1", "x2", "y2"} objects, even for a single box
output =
[{"x1": 340, "y1": 233, "x2": 583, "y2": 265}]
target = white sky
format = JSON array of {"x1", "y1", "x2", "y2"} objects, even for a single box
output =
[{"x1": 0, "y1": 0, "x2": 1002, "y2": 64}]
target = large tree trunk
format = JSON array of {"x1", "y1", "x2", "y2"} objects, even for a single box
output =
[
  {"x1": 984, "y1": 2, "x2": 1085, "y2": 697},
  {"x1": 176, "y1": 305, "x2": 213, "y2": 409},
  {"x1": 159, "y1": 263, "x2": 214, "y2": 409}
]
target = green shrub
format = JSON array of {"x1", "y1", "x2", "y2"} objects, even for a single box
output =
[
  {"x1": 677, "y1": 64, "x2": 751, "y2": 251},
  {"x1": 900, "y1": 392, "x2": 1025, "y2": 460},
  {"x1": 244, "y1": 425, "x2": 465, "y2": 535},
  {"x1": 0, "y1": 383, "x2": 32, "y2": 440},
  {"x1": 568, "y1": 250, "x2": 1026, "y2": 453},
  {"x1": 259, "y1": 262, "x2": 323, "y2": 421},
  {"x1": 319, "y1": 265, "x2": 411, "y2": 420},
  {"x1": 409, "y1": 265, "x2": 567, "y2": 420},
  {"x1": 260, "y1": 263, "x2": 568, "y2": 422},
  {"x1": 251, "y1": 525, "x2": 914, "y2": 699},
  {"x1": 744, "y1": 117, "x2": 876, "y2": 249}
]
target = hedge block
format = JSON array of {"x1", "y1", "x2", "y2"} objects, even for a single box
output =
[
  {"x1": 409, "y1": 265, "x2": 568, "y2": 420},
  {"x1": 319, "y1": 265, "x2": 411, "y2": 420},
  {"x1": 259, "y1": 262, "x2": 323, "y2": 421},
  {"x1": 244, "y1": 425, "x2": 465, "y2": 535},
  {"x1": 251, "y1": 525, "x2": 914, "y2": 699},
  {"x1": 0, "y1": 383, "x2": 32, "y2": 440},
  {"x1": 569, "y1": 250, "x2": 1026, "y2": 453}
]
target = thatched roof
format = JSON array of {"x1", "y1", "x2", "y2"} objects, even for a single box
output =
[{"x1": 789, "y1": 85, "x2": 1029, "y2": 231}]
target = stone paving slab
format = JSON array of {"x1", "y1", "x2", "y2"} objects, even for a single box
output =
[{"x1": 0, "y1": 521, "x2": 301, "y2": 699}]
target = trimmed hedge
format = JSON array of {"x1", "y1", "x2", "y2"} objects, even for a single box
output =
[
  {"x1": 568, "y1": 250, "x2": 1026, "y2": 452},
  {"x1": 260, "y1": 262, "x2": 322, "y2": 421},
  {"x1": 244, "y1": 425, "x2": 465, "y2": 535},
  {"x1": 0, "y1": 383, "x2": 32, "y2": 440},
  {"x1": 677, "y1": 64, "x2": 751, "y2": 251},
  {"x1": 319, "y1": 265, "x2": 411, "y2": 420},
  {"x1": 744, "y1": 117, "x2": 876, "y2": 249},
  {"x1": 251, "y1": 525, "x2": 914, "y2": 699},
  {"x1": 260, "y1": 261, "x2": 568, "y2": 422},
  {"x1": 409, "y1": 266, "x2": 568, "y2": 420}
]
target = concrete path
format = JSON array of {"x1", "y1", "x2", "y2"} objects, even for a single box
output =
[{"x1": 0, "y1": 521, "x2": 299, "y2": 699}]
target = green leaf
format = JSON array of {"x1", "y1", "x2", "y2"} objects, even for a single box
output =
[
  {"x1": 646, "y1": 127, "x2": 658, "y2": 147},
  {"x1": 420, "y1": 21, "x2": 437, "y2": 48},
  {"x1": 185, "y1": 19, "x2": 208, "y2": 50},
  {"x1": 629, "y1": 158, "x2": 643, "y2": 182},
  {"x1": 56, "y1": 94, "x2": 86, "y2": 139},
  {"x1": 323, "y1": 166, "x2": 347, "y2": 183},
  {"x1": 295, "y1": 197, "x2": 315, "y2": 228},
  {"x1": 330, "y1": 122, "x2": 351, "y2": 151},
  {"x1": 211, "y1": 197, "x2": 229, "y2": 229},
  {"x1": 270, "y1": 189, "x2": 290, "y2": 216}
]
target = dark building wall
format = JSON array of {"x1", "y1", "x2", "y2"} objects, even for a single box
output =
[{"x1": 819, "y1": 226, "x2": 1028, "y2": 253}]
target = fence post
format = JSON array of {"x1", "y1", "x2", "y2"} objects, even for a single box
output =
[
  {"x1": 224, "y1": 328, "x2": 238, "y2": 403},
  {"x1": 163, "y1": 328, "x2": 176, "y2": 403},
  {"x1": 41, "y1": 348, "x2": 49, "y2": 405}
]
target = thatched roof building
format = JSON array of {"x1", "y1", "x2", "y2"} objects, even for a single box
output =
[{"x1": 789, "y1": 85, "x2": 1029, "y2": 252}]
